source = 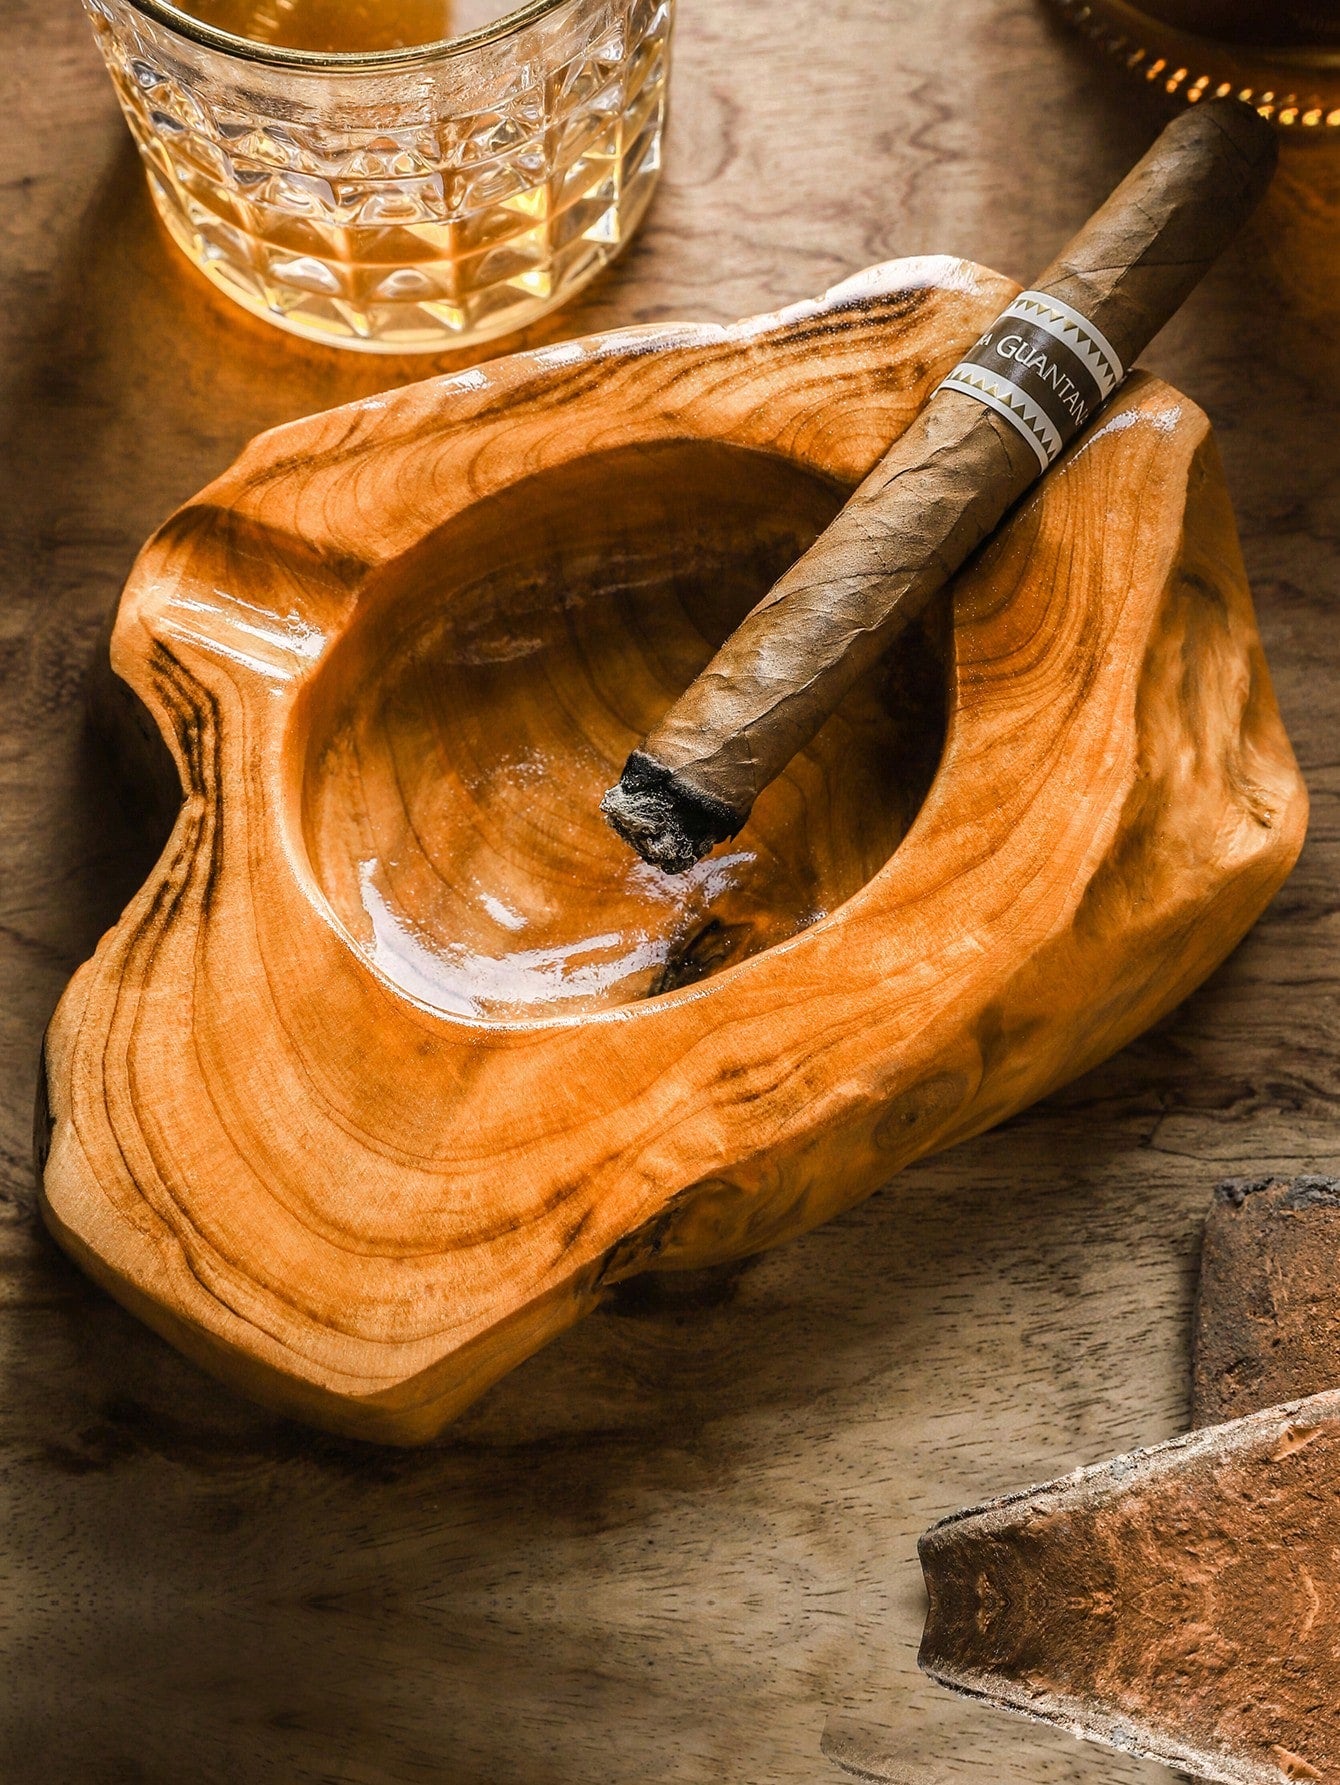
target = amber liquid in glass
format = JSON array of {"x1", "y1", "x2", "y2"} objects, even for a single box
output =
[
  {"x1": 181, "y1": 0, "x2": 515, "y2": 53},
  {"x1": 102, "y1": 0, "x2": 671, "y2": 350}
]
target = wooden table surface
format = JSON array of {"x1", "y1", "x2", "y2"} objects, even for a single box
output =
[{"x1": 3, "y1": 2, "x2": 1337, "y2": 1781}]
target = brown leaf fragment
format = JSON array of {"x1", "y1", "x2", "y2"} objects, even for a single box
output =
[{"x1": 919, "y1": 1390, "x2": 1340, "y2": 1785}]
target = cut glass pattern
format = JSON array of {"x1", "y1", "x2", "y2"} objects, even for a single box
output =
[{"x1": 84, "y1": 0, "x2": 672, "y2": 351}]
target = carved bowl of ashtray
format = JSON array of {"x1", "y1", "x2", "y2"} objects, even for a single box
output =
[{"x1": 37, "y1": 258, "x2": 1306, "y2": 1443}]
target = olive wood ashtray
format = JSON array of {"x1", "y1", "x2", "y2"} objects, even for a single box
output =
[{"x1": 38, "y1": 259, "x2": 1307, "y2": 1444}]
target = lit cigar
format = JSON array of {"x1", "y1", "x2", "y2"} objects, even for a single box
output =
[{"x1": 601, "y1": 98, "x2": 1278, "y2": 873}]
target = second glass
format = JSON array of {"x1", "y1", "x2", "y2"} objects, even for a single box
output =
[{"x1": 83, "y1": 0, "x2": 673, "y2": 352}]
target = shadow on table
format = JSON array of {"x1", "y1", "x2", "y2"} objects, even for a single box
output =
[{"x1": 12, "y1": 1124, "x2": 1192, "y2": 1785}]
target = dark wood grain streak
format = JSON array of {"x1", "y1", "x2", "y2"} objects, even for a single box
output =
[{"x1": 2, "y1": 0, "x2": 1337, "y2": 1780}]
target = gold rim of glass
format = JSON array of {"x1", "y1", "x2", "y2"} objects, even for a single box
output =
[{"x1": 119, "y1": 0, "x2": 579, "y2": 70}]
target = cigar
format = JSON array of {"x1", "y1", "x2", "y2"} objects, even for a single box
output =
[{"x1": 601, "y1": 99, "x2": 1278, "y2": 874}]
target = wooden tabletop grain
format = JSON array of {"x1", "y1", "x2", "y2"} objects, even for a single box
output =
[{"x1": 3, "y1": 2, "x2": 1336, "y2": 1781}]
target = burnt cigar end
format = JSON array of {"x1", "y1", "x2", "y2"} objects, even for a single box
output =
[{"x1": 600, "y1": 750, "x2": 742, "y2": 874}]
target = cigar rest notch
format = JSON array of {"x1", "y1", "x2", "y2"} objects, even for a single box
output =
[{"x1": 39, "y1": 259, "x2": 1305, "y2": 1441}]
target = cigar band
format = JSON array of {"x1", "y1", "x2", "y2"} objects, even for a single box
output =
[{"x1": 936, "y1": 291, "x2": 1125, "y2": 473}]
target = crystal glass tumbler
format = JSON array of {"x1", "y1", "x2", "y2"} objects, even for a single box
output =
[{"x1": 82, "y1": 0, "x2": 673, "y2": 351}]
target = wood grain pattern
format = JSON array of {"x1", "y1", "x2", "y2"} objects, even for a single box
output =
[
  {"x1": 39, "y1": 260, "x2": 1305, "y2": 1443},
  {"x1": 3, "y1": 0, "x2": 1338, "y2": 1777}
]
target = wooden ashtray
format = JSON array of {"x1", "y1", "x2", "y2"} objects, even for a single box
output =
[{"x1": 38, "y1": 259, "x2": 1306, "y2": 1444}]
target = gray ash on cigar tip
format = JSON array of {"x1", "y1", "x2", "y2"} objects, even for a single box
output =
[{"x1": 600, "y1": 750, "x2": 741, "y2": 875}]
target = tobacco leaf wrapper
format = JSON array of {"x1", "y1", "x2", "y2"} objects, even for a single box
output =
[{"x1": 602, "y1": 98, "x2": 1278, "y2": 873}]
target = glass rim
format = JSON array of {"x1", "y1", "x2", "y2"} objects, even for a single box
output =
[{"x1": 117, "y1": 0, "x2": 579, "y2": 70}]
